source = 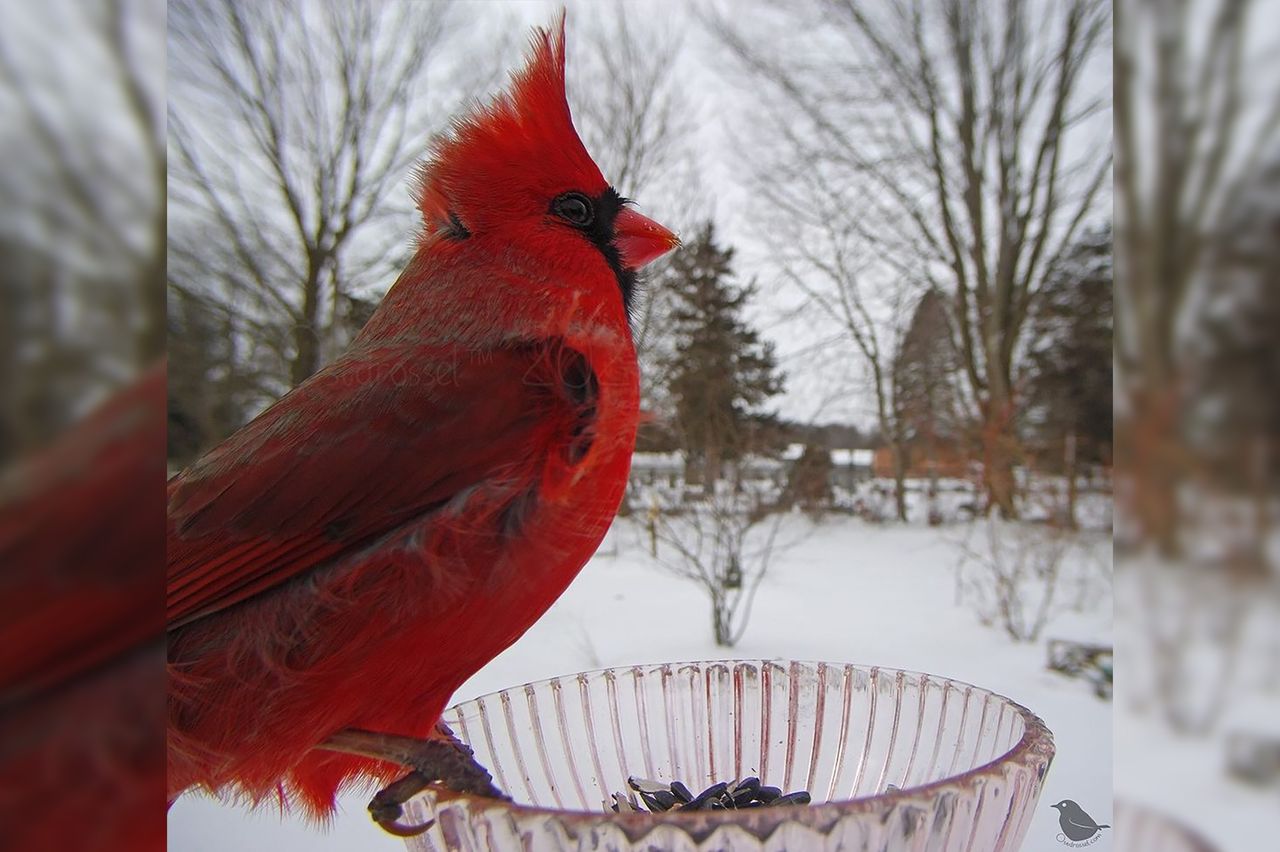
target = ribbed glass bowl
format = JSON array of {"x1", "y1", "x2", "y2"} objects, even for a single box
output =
[
  {"x1": 402, "y1": 660, "x2": 1054, "y2": 851},
  {"x1": 1113, "y1": 800, "x2": 1219, "y2": 852}
]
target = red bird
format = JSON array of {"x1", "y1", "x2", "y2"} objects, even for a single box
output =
[
  {"x1": 166, "y1": 17, "x2": 678, "y2": 830},
  {"x1": 2, "y1": 364, "x2": 167, "y2": 852}
]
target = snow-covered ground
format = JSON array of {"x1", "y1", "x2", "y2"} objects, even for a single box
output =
[
  {"x1": 168, "y1": 516, "x2": 1113, "y2": 851},
  {"x1": 1113, "y1": 555, "x2": 1280, "y2": 852}
]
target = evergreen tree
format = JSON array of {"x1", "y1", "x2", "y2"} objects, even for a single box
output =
[
  {"x1": 787, "y1": 443, "x2": 834, "y2": 518},
  {"x1": 893, "y1": 288, "x2": 965, "y2": 486},
  {"x1": 662, "y1": 222, "x2": 783, "y2": 484},
  {"x1": 166, "y1": 291, "x2": 280, "y2": 467},
  {"x1": 1025, "y1": 224, "x2": 1113, "y2": 525},
  {"x1": 1026, "y1": 225, "x2": 1113, "y2": 465}
]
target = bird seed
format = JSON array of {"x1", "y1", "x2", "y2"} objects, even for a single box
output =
[{"x1": 608, "y1": 776, "x2": 813, "y2": 814}]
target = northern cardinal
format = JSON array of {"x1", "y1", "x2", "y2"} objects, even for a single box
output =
[
  {"x1": 1, "y1": 363, "x2": 167, "y2": 852},
  {"x1": 167, "y1": 15, "x2": 678, "y2": 830}
]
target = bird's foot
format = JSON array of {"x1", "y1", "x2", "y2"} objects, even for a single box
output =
[
  {"x1": 367, "y1": 771, "x2": 435, "y2": 837},
  {"x1": 319, "y1": 727, "x2": 508, "y2": 836}
]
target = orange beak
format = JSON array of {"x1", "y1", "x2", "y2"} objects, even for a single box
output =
[{"x1": 613, "y1": 207, "x2": 680, "y2": 270}]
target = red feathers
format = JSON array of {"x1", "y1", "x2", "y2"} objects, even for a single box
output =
[
  {"x1": 1, "y1": 365, "x2": 166, "y2": 852},
  {"x1": 416, "y1": 15, "x2": 605, "y2": 241},
  {"x1": 166, "y1": 15, "x2": 676, "y2": 820}
]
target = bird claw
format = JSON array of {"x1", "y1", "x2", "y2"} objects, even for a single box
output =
[
  {"x1": 368, "y1": 771, "x2": 435, "y2": 836},
  {"x1": 319, "y1": 727, "x2": 508, "y2": 836},
  {"x1": 399, "y1": 738, "x2": 507, "y2": 801},
  {"x1": 365, "y1": 740, "x2": 509, "y2": 837}
]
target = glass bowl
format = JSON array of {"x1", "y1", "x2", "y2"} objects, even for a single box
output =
[
  {"x1": 1113, "y1": 800, "x2": 1219, "y2": 852},
  {"x1": 402, "y1": 660, "x2": 1054, "y2": 851}
]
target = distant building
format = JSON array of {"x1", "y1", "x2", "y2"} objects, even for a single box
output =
[
  {"x1": 629, "y1": 451, "x2": 685, "y2": 487},
  {"x1": 739, "y1": 454, "x2": 787, "y2": 487},
  {"x1": 872, "y1": 443, "x2": 973, "y2": 480},
  {"x1": 830, "y1": 448, "x2": 875, "y2": 489},
  {"x1": 778, "y1": 443, "x2": 874, "y2": 489},
  {"x1": 628, "y1": 445, "x2": 876, "y2": 499}
]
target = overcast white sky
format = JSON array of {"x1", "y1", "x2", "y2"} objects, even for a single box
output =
[
  {"x1": 162, "y1": 0, "x2": 1111, "y2": 433},
  {"x1": 485, "y1": 0, "x2": 1112, "y2": 432},
  {"x1": 385, "y1": 0, "x2": 881, "y2": 427}
]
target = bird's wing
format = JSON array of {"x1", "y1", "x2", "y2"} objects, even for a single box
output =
[
  {"x1": 0, "y1": 363, "x2": 165, "y2": 701},
  {"x1": 1065, "y1": 814, "x2": 1098, "y2": 830},
  {"x1": 167, "y1": 341, "x2": 582, "y2": 629}
]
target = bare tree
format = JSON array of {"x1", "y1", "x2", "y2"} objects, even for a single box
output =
[
  {"x1": 0, "y1": 0, "x2": 164, "y2": 464},
  {"x1": 167, "y1": 0, "x2": 477, "y2": 435},
  {"x1": 1126, "y1": 559, "x2": 1253, "y2": 735},
  {"x1": 571, "y1": 8, "x2": 697, "y2": 216},
  {"x1": 569, "y1": 6, "x2": 706, "y2": 421},
  {"x1": 766, "y1": 175, "x2": 918, "y2": 520},
  {"x1": 953, "y1": 517, "x2": 1074, "y2": 642},
  {"x1": 709, "y1": 0, "x2": 1110, "y2": 518},
  {"x1": 1115, "y1": 0, "x2": 1280, "y2": 557},
  {"x1": 1114, "y1": 0, "x2": 1280, "y2": 739},
  {"x1": 695, "y1": 14, "x2": 921, "y2": 518},
  {"x1": 647, "y1": 478, "x2": 787, "y2": 647}
]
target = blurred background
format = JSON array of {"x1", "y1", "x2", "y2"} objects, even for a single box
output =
[
  {"x1": 0, "y1": 0, "x2": 1275, "y2": 850},
  {"x1": 1113, "y1": 0, "x2": 1280, "y2": 848},
  {"x1": 0, "y1": 0, "x2": 166, "y2": 850}
]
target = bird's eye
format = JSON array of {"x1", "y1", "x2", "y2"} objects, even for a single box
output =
[{"x1": 553, "y1": 192, "x2": 594, "y2": 228}]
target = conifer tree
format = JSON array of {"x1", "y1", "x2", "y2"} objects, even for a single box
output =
[
  {"x1": 1026, "y1": 224, "x2": 1113, "y2": 524},
  {"x1": 662, "y1": 222, "x2": 783, "y2": 485},
  {"x1": 893, "y1": 288, "x2": 965, "y2": 506},
  {"x1": 787, "y1": 443, "x2": 834, "y2": 518}
]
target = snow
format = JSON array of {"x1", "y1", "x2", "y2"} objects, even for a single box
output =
[
  {"x1": 167, "y1": 516, "x2": 1113, "y2": 851},
  {"x1": 1113, "y1": 555, "x2": 1280, "y2": 852},
  {"x1": 831, "y1": 448, "x2": 874, "y2": 467},
  {"x1": 629, "y1": 451, "x2": 686, "y2": 473},
  {"x1": 758, "y1": 444, "x2": 873, "y2": 468}
]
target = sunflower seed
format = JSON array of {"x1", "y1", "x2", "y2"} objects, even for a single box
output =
[
  {"x1": 627, "y1": 777, "x2": 671, "y2": 795},
  {"x1": 686, "y1": 781, "x2": 729, "y2": 809},
  {"x1": 609, "y1": 777, "x2": 813, "y2": 814},
  {"x1": 755, "y1": 785, "x2": 782, "y2": 803},
  {"x1": 774, "y1": 791, "x2": 812, "y2": 806},
  {"x1": 637, "y1": 790, "x2": 665, "y2": 812},
  {"x1": 609, "y1": 792, "x2": 642, "y2": 813},
  {"x1": 652, "y1": 790, "x2": 679, "y2": 810}
]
